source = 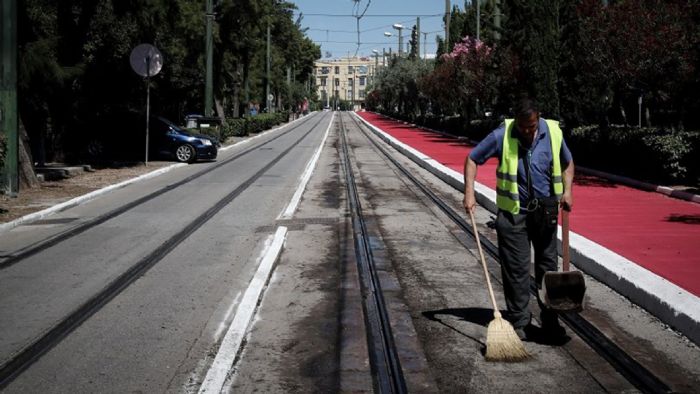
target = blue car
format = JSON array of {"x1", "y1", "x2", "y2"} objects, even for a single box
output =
[
  {"x1": 83, "y1": 115, "x2": 219, "y2": 163},
  {"x1": 150, "y1": 117, "x2": 218, "y2": 163}
]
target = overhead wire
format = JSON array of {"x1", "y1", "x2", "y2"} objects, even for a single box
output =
[{"x1": 301, "y1": 13, "x2": 443, "y2": 17}]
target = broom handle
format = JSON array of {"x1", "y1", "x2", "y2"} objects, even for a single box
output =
[
  {"x1": 562, "y1": 209, "x2": 570, "y2": 272},
  {"x1": 468, "y1": 210, "x2": 501, "y2": 318}
]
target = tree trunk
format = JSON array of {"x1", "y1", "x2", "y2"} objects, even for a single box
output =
[
  {"x1": 19, "y1": 117, "x2": 40, "y2": 189},
  {"x1": 214, "y1": 98, "x2": 226, "y2": 125}
]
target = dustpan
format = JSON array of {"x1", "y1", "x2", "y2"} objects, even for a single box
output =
[{"x1": 540, "y1": 209, "x2": 586, "y2": 312}]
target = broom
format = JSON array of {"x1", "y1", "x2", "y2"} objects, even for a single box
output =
[{"x1": 468, "y1": 210, "x2": 530, "y2": 362}]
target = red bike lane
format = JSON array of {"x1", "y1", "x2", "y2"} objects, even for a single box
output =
[{"x1": 357, "y1": 111, "x2": 700, "y2": 298}]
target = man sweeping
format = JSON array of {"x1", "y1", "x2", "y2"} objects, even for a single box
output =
[{"x1": 463, "y1": 98, "x2": 575, "y2": 343}]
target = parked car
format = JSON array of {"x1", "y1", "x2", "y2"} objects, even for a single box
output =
[
  {"x1": 150, "y1": 116, "x2": 218, "y2": 163},
  {"x1": 83, "y1": 114, "x2": 218, "y2": 163}
]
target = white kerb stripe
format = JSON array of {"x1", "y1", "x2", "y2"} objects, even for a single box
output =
[
  {"x1": 198, "y1": 226, "x2": 288, "y2": 394},
  {"x1": 279, "y1": 112, "x2": 335, "y2": 219},
  {"x1": 0, "y1": 163, "x2": 187, "y2": 235}
]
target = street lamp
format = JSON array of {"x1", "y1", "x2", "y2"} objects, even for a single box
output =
[
  {"x1": 392, "y1": 23, "x2": 403, "y2": 56},
  {"x1": 372, "y1": 49, "x2": 379, "y2": 82}
]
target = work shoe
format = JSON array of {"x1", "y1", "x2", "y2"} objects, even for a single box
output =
[
  {"x1": 540, "y1": 319, "x2": 568, "y2": 344},
  {"x1": 514, "y1": 324, "x2": 535, "y2": 341}
]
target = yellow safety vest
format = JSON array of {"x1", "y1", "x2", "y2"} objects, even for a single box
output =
[{"x1": 496, "y1": 119, "x2": 564, "y2": 214}]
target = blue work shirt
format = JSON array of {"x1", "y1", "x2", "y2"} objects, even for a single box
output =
[{"x1": 469, "y1": 118, "x2": 572, "y2": 211}]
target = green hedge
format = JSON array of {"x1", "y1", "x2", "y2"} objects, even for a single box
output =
[
  {"x1": 568, "y1": 125, "x2": 700, "y2": 184},
  {"x1": 219, "y1": 112, "x2": 290, "y2": 140},
  {"x1": 379, "y1": 110, "x2": 502, "y2": 142},
  {"x1": 377, "y1": 107, "x2": 699, "y2": 186}
]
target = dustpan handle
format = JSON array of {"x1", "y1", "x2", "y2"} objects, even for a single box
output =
[{"x1": 562, "y1": 209, "x2": 570, "y2": 272}]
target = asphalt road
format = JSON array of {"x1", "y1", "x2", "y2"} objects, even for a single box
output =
[
  {"x1": 1, "y1": 111, "x2": 699, "y2": 393},
  {"x1": 0, "y1": 112, "x2": 334, "y2": 393}
]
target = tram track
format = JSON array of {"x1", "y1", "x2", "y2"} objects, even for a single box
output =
[
  {"x1": 344, "y1": 112, "x2": 672, "y2": 394},
  {"x1": 0, "y1": 112, "x2": 320, "y2": 271},
  {"x1": 338, "y1": 114, "x2": 407, "y2": 394},
  {"x1": 0, "y1": 112, "x2": 330, "y2": 390}
]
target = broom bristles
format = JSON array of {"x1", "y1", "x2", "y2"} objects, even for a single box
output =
[{"x1": 485, "y1": 316, "x2": 531, "y2": 362}]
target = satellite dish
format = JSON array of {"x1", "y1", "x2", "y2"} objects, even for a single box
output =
[{"x1": 130, "y1": 44, "x2": 163, "y2": 77}]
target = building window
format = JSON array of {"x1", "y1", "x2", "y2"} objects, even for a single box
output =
[
  {"x1": 359, "y1": 90, "x2": 365, "y2": 98},
  {"x1": 334, "y1": 66, "x2": 340, "y2": 74},
  {"x1": 335, "y1": 90, "x2": 339, "y2": 98},
  {"x1": 348, "y1": 78, "x2": 353, "y2": 87},
  {"x1": 359, "y1": 76, "x2": 366, "y2": 86},
  {"x1": 347, "y1": 90, "x2": 353, "y2": 100},
  {"x1": 335, "y1": 78, "x2": 339, "y2": 87},
  {"x1": 320, "y1": 77, "x2": 327, "y2": 86},
  {"x1": 358, "y1": 65, "x2": 368, "y2": 74},
  {"x1": 321, "y1": 66, "x2": 330, "y2": 74},
  {"x1": 348, "y1": 66, "x2": 354, "y2": 74}
]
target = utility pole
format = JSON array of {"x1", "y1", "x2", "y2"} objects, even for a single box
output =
[
  {"x1": 476, "y1": 0, "x2": 480, "y2": 41},
  {"x1": 393, "y1": 24, "x2": 404, "y2": 57},
  {"x1": 423, "y1": 32, "x2": 427, "y2": 59},
  {"x1": 204, "y1": 0, "x2": 214, "y2": 117},
  {"x1": 416, "y1": 17, "x2": 421, "y2": 60},
  {"x1": 266, "y1": 22, "x2": 271, "y2": 113},
  {"x1": 1, "y1": 0, "x2": 18, "y2": 195},
  {"x1": 286, "y1": 66, "x2": 291, "y2": 113},
  {"x1": 445, "y1": 0, "x2": 451, "y2": 51},
  {"x1": 493, "y1": 0, "x2": 501, "y2": 41}
]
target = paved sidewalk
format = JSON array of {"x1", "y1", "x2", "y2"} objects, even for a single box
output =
[{"x1": 355, "y1": 111, "x2": 700, "y2": 344}]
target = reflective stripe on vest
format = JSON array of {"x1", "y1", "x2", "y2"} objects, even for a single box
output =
[{"x1": 496, "y1": 119, "x2": 564, "y2": 214}]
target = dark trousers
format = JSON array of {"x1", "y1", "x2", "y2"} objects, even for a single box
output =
[{"x1": 494, "y1": 210, "x2": 558, "y2": 329}]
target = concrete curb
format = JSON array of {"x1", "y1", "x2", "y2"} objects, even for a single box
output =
[
  {"x1": 365, "y1": 111, "x2": 700, "y2": 205},
  {"x1": 352, "y1": 112, "x2": 700, "y2": 346},
  {"x1": 0, "y1": 163, "x2": 187, "y2": 234},
  {"x1": 0, "y1": 113, "x2": 317, "y2": 235}
]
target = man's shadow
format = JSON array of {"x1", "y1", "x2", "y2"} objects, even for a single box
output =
[{"x1": 422, "y1": 308, "x2": 570, "y2": 348}]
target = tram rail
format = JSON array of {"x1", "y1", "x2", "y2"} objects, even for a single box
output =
[
  {"x1": 338, "y1": 114, "x2": 408, "y2": 394},
  {"x1": 0, "y1": 112, "x2": 330, "y2": 390},
  {"x1": 344, "y1": 111, "x2": 672, "y2": 394},
  {"x1": 0, "y1": 112, "x2": 321, "y2": 271}
]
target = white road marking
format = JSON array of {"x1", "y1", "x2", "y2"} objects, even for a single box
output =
[{"x1": 198, "y1": 226, "x2": 288, "y2": 394}]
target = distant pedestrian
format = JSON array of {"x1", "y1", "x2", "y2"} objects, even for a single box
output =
[{"x1": 462, "y1": 98, "x2": 575, "y2": 341}]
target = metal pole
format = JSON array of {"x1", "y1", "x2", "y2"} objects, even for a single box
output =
[
  {"x1": 145, "y1": 58, "x2": 151, "y2": 165},
  {"x1": 374, "y1": 54, "x2": 378, "y2": 76},
  {"x1": 1, "y1": 0, "x2": 18, "y2": 195},
  {"x1": 445, "y1": 0, "x2": 451, "y2": 51},
  {"x1": 416, "y1": 17, "x2": 421, "y2": 60},
  {"x1": 205, "y1": 0, "x2": 214, "y2": 117},
  {"x1": 286, "y1": 66, "x2": 291, "y2": 112},
  {"x1": 638, "y1": 95, "x2": 642, "y2": 128},
  {"x1": 398, "y1": 27, "x2": 403, "y2": 56},
  {"x1": 493, "y1": 0, "x2": 501, "y2": 41},
  {"x1": 476, "y1": 0, "x2": 480, "y2": 41},
  {"x1": 423, "y1": 33, "x2": 427, "y2": 59},
  {"x1": 266, "y1": 22, "x2": 271, "y2": 113}
]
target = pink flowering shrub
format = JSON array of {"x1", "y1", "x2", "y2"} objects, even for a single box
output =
[{"x1": 420, "y1": 36, "x2": 498, "y2": 119}]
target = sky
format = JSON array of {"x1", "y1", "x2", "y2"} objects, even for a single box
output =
[{"x1": 292, "y1": 0, "x2": 454, "y2": 59}]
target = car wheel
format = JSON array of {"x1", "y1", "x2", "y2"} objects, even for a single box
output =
[{"x1": 175, "y1": 144, "x2": 196, "y2": 163}]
